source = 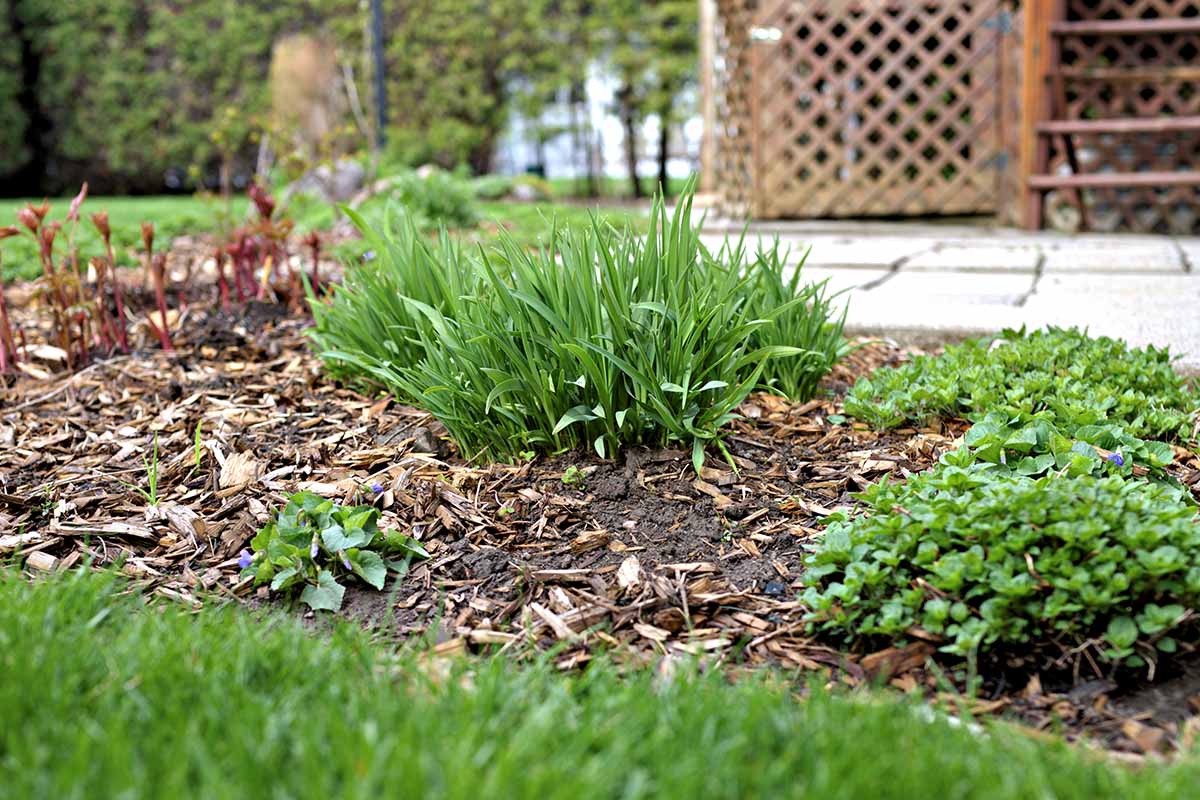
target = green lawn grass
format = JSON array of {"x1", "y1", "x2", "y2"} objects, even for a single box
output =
[
  {"x1": 0, "y1": 193, "x2": 644, "y2": 282},
  {"x1": 0, "y1": 194, "x2": 248, "y2": 282},
  {"x1": 2, "y1": 568, "x2": 1196, "y2": 799},
  {"x1": 543, "y1": 173, "x2": 694, "y2": 199}
]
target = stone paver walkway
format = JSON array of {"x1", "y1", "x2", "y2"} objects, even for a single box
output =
[{"x1": 700, "y1": 220, "x2": 1200, "y2": 375}]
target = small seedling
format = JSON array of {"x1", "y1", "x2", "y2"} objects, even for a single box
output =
[
  {"x1": 191, "y1": 422, "x2": 204, "y2": 471},
  {"x1": 561, "y1": 465, "x2": 586, "y2": 486},
  {"x1": 120, "y1": 434, "x2": 160, "y2": 506}
]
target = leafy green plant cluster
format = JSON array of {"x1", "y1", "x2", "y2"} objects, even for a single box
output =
[
  {"x1": 310, "y1": 189, "x2": 847, "y2": 469},
  {"x1": 240, "y1": 491, "x2": 428, "y2": 612},
  {"x1": 802, "y1": 464, "x2": 1200, "y2": 665},
  {"x1": 952, "y1": 410, "x2": 1178, "y2": 483},
  {"x1": 844, "y1": 328, "x2": 1195, "y2": 440}
]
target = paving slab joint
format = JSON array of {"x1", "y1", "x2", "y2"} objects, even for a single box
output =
[
  {"x1": 1014, "y1": 248, "x2": 1046, "y2": 308},
  {"x1": 1173, "y1": 239, "x2": 1193, "y2": 274},
  {"x1": 858, "y1": 246, "x2": 935, "y2": 292}
]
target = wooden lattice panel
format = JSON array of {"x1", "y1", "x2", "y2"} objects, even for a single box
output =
[
  {"x1": 1050, "y1": 0, "x2": 1200, "y2": 232},
  {"x1": 715, "y1": 0, "x2": 1012, "y2": 219}
]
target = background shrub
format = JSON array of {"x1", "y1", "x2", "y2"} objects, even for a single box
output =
[
  {"x1": 0, "y1": 5, "x2": 28, "y2": 178},
  {"x1": 802, "y1": 463, "x2": 1200, "y2": 665}
]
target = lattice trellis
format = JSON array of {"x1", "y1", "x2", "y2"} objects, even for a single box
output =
[
  {"x1": 714, "y1": 0, "x2": 1015, "y2": 219},
  {"x1": 1047, "y1": 0, "x2": 1200, "y2": 232}
]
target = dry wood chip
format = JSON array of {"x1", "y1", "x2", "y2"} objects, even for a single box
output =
[
  {"x1": 219, "y1": 451, "x2": 260, "y2": 489},
  {"x1": 532, "y1": 568, "x2": 592, "y2": 582},
  {"x1": 860, "y1": 642, "x2": 935, "y2": 680},
  {"x1": 25, "y1": 551, "x2": 58, "y2": 571},
  {"x1": 530, "y1": 602, "x2": 577, "y2": 641},
  {"x1": 633, "y1": 622, "x2": 671, "y2": 642},
  {"x1": 1122, "y1": 720, "x2": 1166, "y2": 754},
  {"x1": 468, "y1": 629, "x2": 519, "y2": 645},
  {"x1": 617, "y1": 555, "x2": 641, "y2": 592},
  {"x1": 570, "y1": 529, "x2": 610, "y2": 554},
  {"x1": 0, "y1": 532, "x2": 43, "y2": 553},
  {"x1": 658, "y1": 562, "x2": 718, "y2": 574},
  {"x1": 53, "y1": 520, "x2": 156, "y2": 540}
]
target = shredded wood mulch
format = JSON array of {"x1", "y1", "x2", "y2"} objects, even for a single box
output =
[{"x1": 5, "y1": 281, "x2": 1200, "y2": 761}]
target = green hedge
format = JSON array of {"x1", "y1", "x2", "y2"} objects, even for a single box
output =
[
  {"x1": 0, "y1": 0, "x2": 29, "y2": 176},
  {"x1": 5, "y1": 0, "x2": 358, "y2": 193}
]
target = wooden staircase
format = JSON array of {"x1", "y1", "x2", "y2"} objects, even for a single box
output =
[{"x1": 1022, "y1": 2, "x2": 1200, "y2": 230}]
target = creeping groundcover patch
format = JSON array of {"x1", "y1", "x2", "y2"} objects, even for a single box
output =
[
  {"x1": 812, "y1": 327, "x2": 1200, "y2": 670},
  {"x1": 844, "y1": 327, "x2": 1195, "y2": 440},
  {"x1": 802, "y1": 464, "x2": 1200, "y2": 665}
]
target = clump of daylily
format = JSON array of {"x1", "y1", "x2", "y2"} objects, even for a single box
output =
[{"x1": 239, "y1": 490, "x2": 428, "y2": 612}]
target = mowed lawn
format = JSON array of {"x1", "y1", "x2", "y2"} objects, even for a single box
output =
[
  {"x1": 0, "y1": 192, "x2": 645, "y2": 282},
  {"x1": 1, "y1": 569, "x2": 1196, "y2": 800},
  {"x1": 0, "y1": 194, "x2": 248, "y2": 282}
]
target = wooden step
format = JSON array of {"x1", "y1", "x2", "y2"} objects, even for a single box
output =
[
  {"x1": 1036, "y1": 115, "x2": 1200, "y2": 136},
  {"x1": 1051, "y1": 18, "x2": 1200, "y2": 36},
  {"x1": 1028, "y1": 171, "x2": 1200, "y2": 190},
  {"x1": 1060, "y1": 65, "x2": 1200, "y2": 82}
]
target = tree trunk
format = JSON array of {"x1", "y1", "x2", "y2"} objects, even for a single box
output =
[
  {"x1": 617, "y1": 83, "x2": 642, "y2": 199},
  {"x1": 656, "y1": 115, "x2": 669, "y2": 197}
]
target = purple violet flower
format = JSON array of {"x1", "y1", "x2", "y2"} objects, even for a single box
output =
[
  {"x1": 1106, "y1": 453, "x2": 1125, "y2": 467},
  {"x1": 371, "y1": 481, "x2": 384, "y2": 494},
  {"x1": 310, "y1": 538, "x2": 319, "y2": 559},
  {"x1": 340, "y1": 551, "x2": 352, "y2": 571},
  {"x1": 238, "y1": 549, "x2": 253, "y2": 569}
]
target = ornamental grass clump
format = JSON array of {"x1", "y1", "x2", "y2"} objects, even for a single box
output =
[
  {"x1": 802, "y1": 463, "x2": 1200, "y2": 668},
  {"x1": 844, "y1": 327, "x2": 1196, "y2": 441},
  {"x1": 310, "y1": 190, "x2": 843, "y2": 469}
]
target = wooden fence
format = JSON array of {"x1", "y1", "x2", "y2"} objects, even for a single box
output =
[{"x1": 711, "y1": 0, "x2": 1200, "y2": 232}]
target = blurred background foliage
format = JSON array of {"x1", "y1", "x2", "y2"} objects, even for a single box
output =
[{"x1": 0, "y1": 0, "x2": 697, "y2": 197}]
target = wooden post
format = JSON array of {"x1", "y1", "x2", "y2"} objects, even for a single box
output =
[
  {"x1": 1020, "y1": 0, "x2": 1053, "y2": 229},
  {"x1": 699, "y1": 0, "x2": 718, "y2": 193}
]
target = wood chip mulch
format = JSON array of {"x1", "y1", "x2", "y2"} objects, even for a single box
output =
[{"x1": 5, "y1": 285, "x2": 1200, "y2": 761}]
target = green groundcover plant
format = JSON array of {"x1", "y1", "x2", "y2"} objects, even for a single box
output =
[
  {"x1": 844, "y1": 327, "x2": 1196, "y2": 440},
  {"x1": 802, "y1": 462, "x2": 1200, "y2": 666},
  {"x1": 310, "y1": 187, "x2": 847, "y2": 468},
  {"x1": 5, "y1": 569, "x2": 1200, "y2": 799},
  {"x1": 240, "y1": 490, "x2": 428, "y2": 611}
]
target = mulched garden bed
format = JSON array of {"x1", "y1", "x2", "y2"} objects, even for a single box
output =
[{"x1": 4, "y1": 281, "x2": 1200, "y2": 760}]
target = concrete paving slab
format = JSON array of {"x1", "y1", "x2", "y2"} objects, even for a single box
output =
[
  {"x1": 698, "y1": 219, "x2": 1200, "y2": 374},
  {"x1": 1040, "y1": 239, "x2": 1183, "y2": 273},
  {"x1": 794, "y1": 267, "x2": 891, "y2": 295},
  {"x1": 1176, "y1": 238, "x2": 1200, "y2": 272},
  {"x1": 844, "y1": 294, "x2": 1028, "y2": 336},
  {"x1": 904, "y1": 245, "x2": 1041, "y2": 273},
  {"x1": 800, "y1": 236, "x2": 939, "y2": 269},
  {"x1": 700, "y1": 233, "x2": 939, "y2": 269},
  {"x1": 870, "y1": 271, "x2": 1036, "y2": 305}
]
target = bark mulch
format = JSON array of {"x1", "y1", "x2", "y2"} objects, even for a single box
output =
[{"x1": 4, "y1": 289, "x2": 1200, "y2": 760}]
